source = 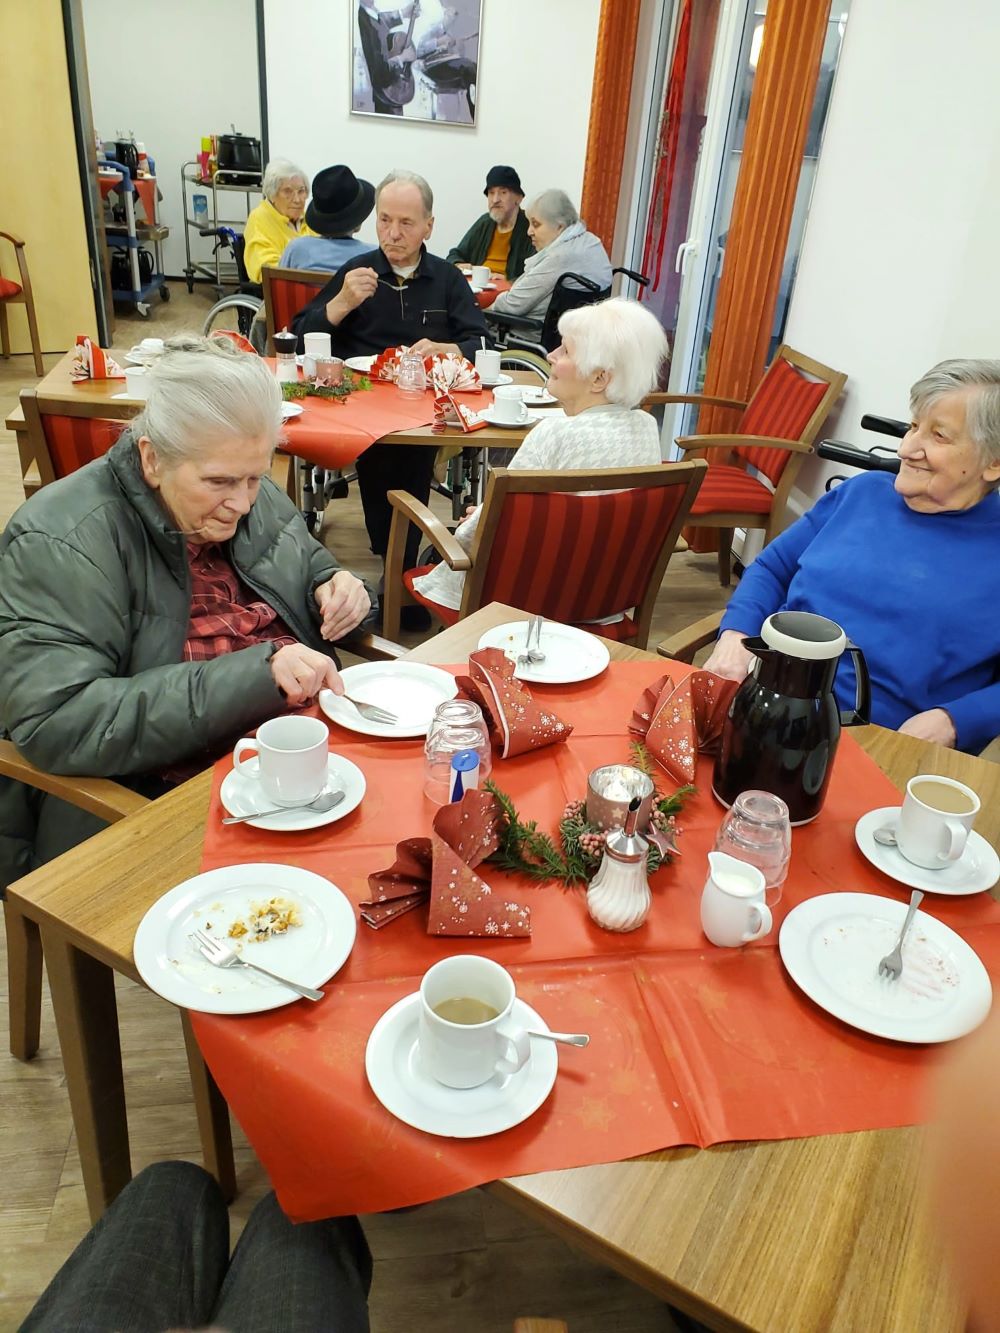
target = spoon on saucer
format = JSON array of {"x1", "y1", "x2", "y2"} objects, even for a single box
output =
[
  {"x1": 872, "y1": 825, "x2": 899, "y2": 847},
  {"x1": 223, "y1": 790, "x2": 345, "y2": 825},
  {"x1": 527, "y1": 1029, "x2": 590, "y2": 1048}
]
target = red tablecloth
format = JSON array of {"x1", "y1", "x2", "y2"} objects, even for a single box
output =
[
  {"x1": 191, "y1": 662, "x2": 1000, "y2": 1220},
  {"x1": 473, "y1": 277, "x2": 511, "y2": 309},
  {"x1": 98, "y1": 172, "x2": 158, "y2": 223}
]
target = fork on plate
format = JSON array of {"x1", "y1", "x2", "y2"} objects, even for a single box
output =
[
  {"x1": 189, "y1": 928, "x2": 324, "y2": 1001},
  {"x1": 322, "y1": 688, "x2": 397, "y2": 724},
  {"x1": 517, "y1": 615, "x2": 546, "y2": 667},
  {"x1": 877, "y1": 889, "x2": 924, "y2": 981}
]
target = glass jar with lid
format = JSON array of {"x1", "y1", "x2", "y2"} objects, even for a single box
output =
[{"x1": 423, "y1": 699, "x2": 492, "y2": 805}]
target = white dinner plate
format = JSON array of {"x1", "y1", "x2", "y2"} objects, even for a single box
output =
[
  {"x1": 517, "y1": 385, "x2": 558, "y2": 406},
  {"x1": 319, "y1": 662, "x2": 458, "y2": 738},
  {"x1": 366, "y1": 993, "x2": 558, "y2": 1137},
  {"x1": 478, "y1": 373, "x2": 514, "y2": 389},
  {"x1": 345, "y1": 355, "x2": 376, "y2": 373},
  {"x1": 855, "y1": 806, "x2": 1000, "y2": 896},
  {"x1": 280, "y1": 402, "x2": 304, "y2": 420},
  {"x1": 134, "y1": 863, "x2": 357, "y2": 1015},
  {"x1": 477, "y1": 406, "x2": 541, "y2": 430},
  {"x1": 779, "y1": 891, "x2": 992, "y2": 1043},
  {"x1": 219, "y1": 753, "x2": 365, "y2": 831},
  {"x1": 477, "y1": 620, "x2": 611, "y2": 685}
]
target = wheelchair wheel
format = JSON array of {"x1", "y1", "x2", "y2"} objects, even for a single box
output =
[
  {"x1": 202, "y1": 294, "x2": 264, "y2": 342},
  {"x1": 499, "y1": 351, "x2": 550, "y2": 382}
]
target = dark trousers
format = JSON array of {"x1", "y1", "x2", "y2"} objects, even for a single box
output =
[
  {"x1": 21, "y1": 1161, "x2": 372, "y2": 1333},
  {"x1": 356, "y1": 441, "x2": 436, "y2": 568}
]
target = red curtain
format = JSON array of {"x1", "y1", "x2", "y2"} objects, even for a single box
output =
[{"x1": 579, "y1": 0, "x2": 643, "y2": 255}]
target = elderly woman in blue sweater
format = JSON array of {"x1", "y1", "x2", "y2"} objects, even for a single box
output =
[{"x1": 704, "y1": 359, "x2": 1000, "y2": 753}]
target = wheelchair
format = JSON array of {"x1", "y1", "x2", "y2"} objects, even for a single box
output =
[
  {"x1": 486, "y1": 266, "x2": 651, "y2": 380},
  {"x1": 200, "y1": 229, "x2": 266, "y2": 351},
  {"x1": 816, "y1": 414, "x2": 905, "y2": 489}
]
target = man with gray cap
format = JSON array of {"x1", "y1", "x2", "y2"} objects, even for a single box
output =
[
  {"x1": 280, "y1": 165, "x2": 376, "y2": 273},
  {"x1": 446, "y1": 165, "x2": 531, "y2": 280}
]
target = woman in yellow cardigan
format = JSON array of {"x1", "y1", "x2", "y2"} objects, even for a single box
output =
[{"x1": 243, "y1": 158, "x2": 316, "y2": 283}]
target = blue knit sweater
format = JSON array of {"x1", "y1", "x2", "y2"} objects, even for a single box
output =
[{"x1": 719, "y1": 472, "x2": 1000, "y2": 752}]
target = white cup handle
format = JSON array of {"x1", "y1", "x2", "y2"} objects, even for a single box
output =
[
  {"x1": 233, "y1": 737, "x2": 258, "y2": 778},
  {"x1": 743, "y1": 902, "x2": 773, "y2": 943},
  {"x1": 494, "y1": 1021, "x2": 530, "y2": 1078},
  {"x1": 940, "y1": 818, "x2": 969, "y2": 863}
]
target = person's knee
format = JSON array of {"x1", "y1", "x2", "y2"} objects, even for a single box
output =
[{"x1": 126, "y1": 1160, "x2": 225, "y2": 1215}]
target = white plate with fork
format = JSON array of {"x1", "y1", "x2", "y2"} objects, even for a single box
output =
[
  {"x1": 134, "y1": 863, "x2": 356, "y2": 1014},
  {"x1": 319, "y1": 662, "x2": 458, "y2": 737},
  {"x1": 477, "y1": 621, "x2": 610, "y2": 684}
]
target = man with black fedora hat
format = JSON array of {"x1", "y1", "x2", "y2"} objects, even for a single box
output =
[
  {"x1": 280, "y1": 165, "x2": 376, "y2": 273},
  {"x1": 446, "y1": 165, "x2": 531, "y2": 280}
]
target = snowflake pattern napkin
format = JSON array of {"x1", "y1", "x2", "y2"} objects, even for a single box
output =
[
  {"x1": 629, "y1": 671, "x2": 738, "y2": 784},
  {"x1": 457, "y1": 648, "x2": 572, "y2": 759}
]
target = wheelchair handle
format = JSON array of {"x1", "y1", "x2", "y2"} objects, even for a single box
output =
[{"x1": 860, "y1": 413, "x2": 908, "y2": 439}]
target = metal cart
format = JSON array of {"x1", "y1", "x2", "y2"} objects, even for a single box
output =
[
  {"x1": 180, "y1": 163, "x2": 261, "y2": 295},
  {"x1": 101, "y1": 160, "x2": 170, "y2": 319}
]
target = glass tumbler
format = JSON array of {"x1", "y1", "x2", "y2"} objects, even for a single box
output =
[
  {"x1": 423, "y1": 700, "x2": 492, "y2": 805},
  {"x1": 396, "y1": 350, "x2": 428, "y2": 397},
  {"x1": 712, "y1": 790, "x2": 792, "y2": 906}
]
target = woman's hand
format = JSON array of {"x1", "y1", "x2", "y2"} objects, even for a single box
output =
[
  {"x1": 270, "y1": 643, "x2": 342, "y2": 705},
  {"x1": 898, "y1": 708, "x2": 957, "y2": 747},
  {"x1": 314, "y1": 571, "x2": 371, "y2": 642},
  {"x1": 702, "y1": 629, "x2": 754, "y2": 682}
]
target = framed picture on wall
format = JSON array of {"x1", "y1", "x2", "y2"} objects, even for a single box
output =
[{"x1": 352, "y1": 1, "x2": 481, "y2": 125}]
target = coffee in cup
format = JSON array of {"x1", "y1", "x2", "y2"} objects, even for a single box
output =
[
  {"x1": 232, "y1": 715, "x2": 329, "y2": 807},
  {"x1": 475, "y1": 348, "x2": 501, "y2": 384},
  {"x1": 492, "y1": 384, "x2": 527, "y2": 425},
  {"x1": 418, "y1": 955, "x2": 530, "y2": 1088},
  {"x1": 896, "y1": 774, "x2": 979, "y2": 869}
]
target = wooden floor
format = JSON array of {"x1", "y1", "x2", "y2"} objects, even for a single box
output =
[{"x1": 0, "y1": 284, "x2": 730, "y2": 1330}]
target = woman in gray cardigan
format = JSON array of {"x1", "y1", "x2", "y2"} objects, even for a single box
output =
[{"x1": 488, "y1": 189, "x2": 612, "y2": 322}]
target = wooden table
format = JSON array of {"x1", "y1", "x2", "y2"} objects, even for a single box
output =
[{"x1": 7, "y1": 602, "x2": 997, "y2": 1330}]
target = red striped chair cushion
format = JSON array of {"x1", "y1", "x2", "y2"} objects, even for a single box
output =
[
  {"x1": 734, "y1": 357, "x2": 828, "y2": 484},
  {"x1": 689, "y1": 464, "x2": 774, "y2": 516},
  {"x1": 0, "y1": 276, "x2": 22, "y2": 299},
  {"x1": 269, "y1": 278, "x2": 323, "y2": 334},
  {"x1": 41, "y1": 415, "x2": 129, "y2": 479}
]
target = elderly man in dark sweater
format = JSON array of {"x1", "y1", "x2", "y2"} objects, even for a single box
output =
[
  {"x1": 293, "y1": 170, "x2": 488, "y2": 620},
  {"x1": 446, "y1": 165, "x2": 532, "y2": 280}
]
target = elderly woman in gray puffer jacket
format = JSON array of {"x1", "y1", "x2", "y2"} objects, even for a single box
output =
[
  {"x1": 0, "y1": 336, "x2": 375, "y2": 887},
  {"x1": 487, "y1": 189, "x2": 612, "y2": 323}
]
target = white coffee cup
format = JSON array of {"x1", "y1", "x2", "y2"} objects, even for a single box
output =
[
  {"x1": 124, "y1": 366, "x2": 148, "y2": 399},
  {"x1": 302, "y1": 331, "x2": 332, "y2": 378},
  {"x1": 418, "y1": 955, "x2": 531, "y2": 1089},
  {"x1": 475, "y1": 348, "x2": 501, "y2": 384},
  {"x1": 470, "y1": 265, "x2": 491, "y2": 288},
  {"x1": 492, "y1": 384, "x2": 527, "y2": 425},
  {"x1": 232, "y1": 715, "x2": 329, "y2": 807},
  {"x1": 700, "y1": 852, "x2": 772, "y2": 947},
  {"x1": 896, "y1": 774, "x2": 980, "y2": 869}
]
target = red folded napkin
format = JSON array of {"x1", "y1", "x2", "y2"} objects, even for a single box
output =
[
  {"x1": 360, "y1": 789, "x2": 531, "y2": 936},
  {"x1": 70, "y1": 335, "x2": 125, "y2": 382},
  {"x1": 432, "y1": 391, "x2": 487, "y2": 433},
  {"x1": 629, "y1": 670, "x2": 738, "y2": 783},
  {"x1": 457, "y1": 648, "x2": 573, "y2": 759}
]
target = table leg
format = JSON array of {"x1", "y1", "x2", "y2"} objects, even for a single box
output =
[
  {"x1": 40, "y1": 925, "x2": 131, "y2": 1223},
  {"x1": 181, "y1": 1011, "x2": 236, "y2": 1202},
  {"x1": 5, "y1": 902, "x2": 42, "y2": 1060}
]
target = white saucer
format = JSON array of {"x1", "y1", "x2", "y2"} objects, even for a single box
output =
[
  {"x1": 345, "y1": 355, "x2": 376, "y2": 373},
  {"x1": 319, "y1": 662, "x2": 458, "y2": 738},
  {"x1": 111, "y1": 389, "x2": 142, "y2": 400},
  {"x1": 280, "y1": 402, "x2": 304, "y2": 420},
  {"x1": 779, "y1": 892, "x2": 992, "y2": 1043},
  {"x1": 366, "y1": 994, "x2": 558, "y2": 1137},
  {"x1": 220, "y1": 754, "x2": 365, "y2": 830},
  {"x1": 478, "y1": 405, "x2": 540, "y2": 429},
  {"x1": 477, "y1": 374, "x2": 514, "y2": 388},
  {"x1": 517, "y1": 385, "x2": 558, "y2": 406},
  {"x1": 855, "y1": 806, "x2": 1000, "y2": 896},
  {"x1": 477, "y1": 620, "x2": 610, "y2": 684}
]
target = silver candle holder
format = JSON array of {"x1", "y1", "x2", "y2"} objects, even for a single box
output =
[{"x1": 586, "y1": 765, "x2": 654, "y2": 833}]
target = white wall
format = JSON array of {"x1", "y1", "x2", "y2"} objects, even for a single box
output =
[
  {"x1": 82, "y1": 0, "x2": 261, "y2": 279},
  {"x1": 263, "y1": 0, "x2": 601, "y2": 259},
  {"x1": 783, "y1": 0, "x2": 1000, "y2": 506}
]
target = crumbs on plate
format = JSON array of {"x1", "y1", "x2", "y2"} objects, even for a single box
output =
[{"x1": 227, "y1": 897, "x2": 302, "y2": 943}]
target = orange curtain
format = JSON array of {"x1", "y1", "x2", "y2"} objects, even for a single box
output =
[
  {"x1": 699, "y1": 0, "x2": 832, "y2": 434},
  {"x1": 579, "y1": 0, "x2": 643, "y2": 255}
]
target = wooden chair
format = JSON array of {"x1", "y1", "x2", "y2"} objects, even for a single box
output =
[
  {"x1": 382, "y1": 461, "x2": 708, "y2": 647},
  {"x1": 17, "y1": 386, "x2": 136, "y2": 498},
  {"x1": 646, "y1": 345, "x2": 846, "y2": 585},
  {"x1": 261, "y1": 264, "x2": 329, "y2": 345},
  {"x1": 656, "y1": 610, "x2": 726, "y2": 663},
  {"x1": 0, "y1": 229, "x2": 44, "y2": 377}
]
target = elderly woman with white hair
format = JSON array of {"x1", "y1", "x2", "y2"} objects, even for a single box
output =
[
  {"x1": 487, "y1": 188, "x2": 612, "y2": 322},
  {"x1": 0, "y1": 336, "x2": 373, "y2": 886},
  {"x1": 243, "y1": 157, "x2": 317, "y2": 283},
  {"x1": 704, "y1": 358, "x2": 1000, "y2": 752},
  {"x1": 410, "y1": 296, "x2": 667, "y2": 612}
]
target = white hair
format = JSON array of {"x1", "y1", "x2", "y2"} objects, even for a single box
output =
[
  {"x1": 910, "y1": 359, "x2": 1000, "y2": 468},
  {"x1": 132, "y1": 336, "x2": 282, "y2": 466},
  {"x1": 556, "y1": 298, "x2": 669, "y2": 408},
  {"x1": 376, "y1": 169, "x2": 433, "y2": 216},
  {"x1": 261, "y1": 157, "x2": 308, "y2": 202},
  {"x1": 526, "y1": 189, "x2": 579, "y2": 231}
]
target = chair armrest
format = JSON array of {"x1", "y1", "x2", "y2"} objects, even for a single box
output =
[
  {"x1": 387, "y1": 491, "x2": 471, "y2": 569},
  {"x1": 0, "y1": 229, "x2": 26, "y2": 248},
  {"x1": 0, "y1": 739, "x2": 149, "y2": 823},
  {"x1": 383, "y1": 489, "x2": 472, "y2": 641},
  {"x1": 675, "y1": 433, "x2": 814, "y2": 455},
  {"x1": 642, "y1": 392, "x2": 747, "y2": 410},
  {"x1": 487, "y1": 309, "x2": 545, "y2": 335},
  {"x1": 656, "y1": 610, "x2": 724, "y2": 663},
  {"x1": 338, "y1": 630, "x2": 406, "y2": 662}
]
